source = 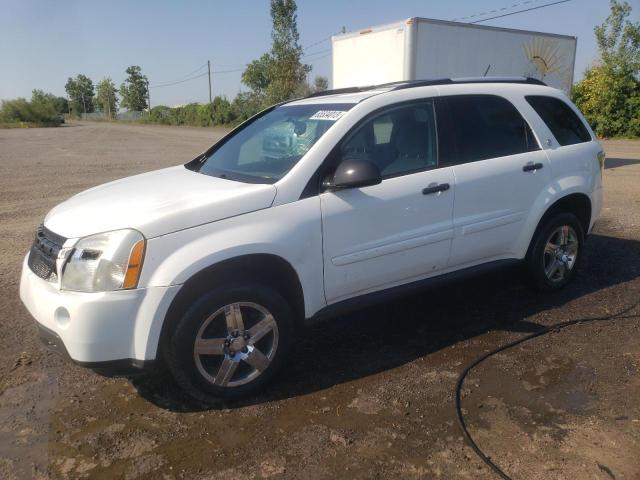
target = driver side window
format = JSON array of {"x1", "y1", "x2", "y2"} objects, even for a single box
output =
[{"x1": 341, "y1": 101, "x2": 437, "y2": 178}]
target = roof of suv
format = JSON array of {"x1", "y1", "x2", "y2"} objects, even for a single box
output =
[{"x1": 287, "y1": 77, "x2": 549, "y2": 106}]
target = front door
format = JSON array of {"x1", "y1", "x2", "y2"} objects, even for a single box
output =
[{"x1": 320, "y1": 100, "x2": 455, "y2": 304}]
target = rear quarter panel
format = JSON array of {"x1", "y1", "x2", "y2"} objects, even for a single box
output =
[{"x1": 510, "y1": 88, "x2": 602, "y2": 254}]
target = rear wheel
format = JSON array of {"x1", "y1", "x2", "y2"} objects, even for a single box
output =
[
  {"x1": 163, "y1": 284, "x2": 293, "y2": 401},
  {"x1": 527, "y1": 213, "x2": 584, "y2": 291}
]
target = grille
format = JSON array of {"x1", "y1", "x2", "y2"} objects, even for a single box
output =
[{"x1": 27, "y1": 225, "x2": 67, "y2": 282}]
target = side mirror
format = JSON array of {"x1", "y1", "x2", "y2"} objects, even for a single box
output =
[{"x1": 325, "y1": 158, "x2": 382, "y2": 190}]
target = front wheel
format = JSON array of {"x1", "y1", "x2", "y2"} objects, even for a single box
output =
[
  {"x1": 527, "y1": 212, "x2": 584, "y2": 291},
  {"x1": 163, "y1": 284, "x2": 293, "y2": 402}
]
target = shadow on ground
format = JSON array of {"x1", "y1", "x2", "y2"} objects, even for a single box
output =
[
  {"x1": 130, "y1": 231, "x2": 640, "y2": 412},
  {"x1": 605, "y1": 157, "x2": 640, "y2": 169}
]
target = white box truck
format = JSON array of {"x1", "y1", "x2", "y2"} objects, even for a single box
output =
[{"x1": 332, "y1": 18, "x2": 577, "y2": 94}]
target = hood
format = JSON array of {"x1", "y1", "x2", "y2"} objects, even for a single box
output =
[{"x1": 44, "y1": 166, "x2": 277, "y2": 239}]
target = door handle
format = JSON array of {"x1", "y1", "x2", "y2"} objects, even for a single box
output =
[
  {"x1": 523, "y1": 162, "x2": 544, "y2": 172},
  {"x1": 422, "y1": 183, "x2": 450, "y2": 195}
]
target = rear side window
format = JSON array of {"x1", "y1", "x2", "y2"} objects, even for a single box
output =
[
  {"x1": 436, "y1": 95, "x2": 539, "y2": 165},
  {"x1": 525, "y1": 95, "x2": 591, "y2": 146}
]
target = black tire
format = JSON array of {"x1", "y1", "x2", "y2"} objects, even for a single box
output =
[
  {"x1": 526, "y1": 212, "x2": 584, "y2": 292},
  {"x1": 163, "y1": 283, "x2": 293, "y2": 402}
]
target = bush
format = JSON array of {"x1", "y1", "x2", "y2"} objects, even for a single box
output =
[
  {"x1": 212, "y1": 97, "x2": 237, "y2": 125},
  {"x1": 230, "y1": 92, "x2": 265, "y2": 125},
  {"x1": 147, "y1": 105, "x2": 172, "y2": 124},
  {"x1": 0, "y1": 93, "x2": 64, "y2": 127},
  {"x1": 138, "y1": 95, "x2": 252, "y2": 128},
  {"x1": 572, "y1": 65, "x2": 640, "y2": 138}
]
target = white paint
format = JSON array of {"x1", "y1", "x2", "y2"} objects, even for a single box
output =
[
  {"x1": 20, "y1": 82, "x2": 602, "y2": 366},
  {"x1": 44, "y1": 166, "x2": 277, "y2": 239}
]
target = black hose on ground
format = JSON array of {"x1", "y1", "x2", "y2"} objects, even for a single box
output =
[{"x1": 455, "y1": 299, "x2": 640, "y2": 480}]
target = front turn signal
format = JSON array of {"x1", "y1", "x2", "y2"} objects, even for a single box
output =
[{"x1": 123, "y1": 239, "x2": 146, "y2": 289}]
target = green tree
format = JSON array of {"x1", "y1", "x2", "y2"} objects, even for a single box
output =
[
  {"x1": 572, "y1": 1, "x2": 640, "y2": 137},
  {"x1": 96, "y1": 78, "x2": 118, "y2": 118},
  {"x1": 31, "y1": 89, "x2": 68, "y2": 114},
  {"x1": 119, "y1": 66, "x2": 149, "y2": 112},
  {"x1": 594, "y1": 0, "x2": 640, "y2": 72},
  {"x1": 312, "y1": 76, "x2": 329, "y2": 93},
  {"x1": 266, "y1": 0, "x2": 310, "y2": 104},
  {"x1": 241, "y1": 0, "x2": 310, "y2": 106},
  {"x1": 65, "y1": 74, "x2": 95, "y2": 117},
  {"x1": 52, "y1": 96, "x2": 69, "y2": 114},
  {"x1": 242, "y1": 53, "x2": 274, "y2": 95}
]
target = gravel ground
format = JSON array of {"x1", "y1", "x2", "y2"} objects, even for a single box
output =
[{"x1": 0, "y1": 122, "x2": 638, "y2": 479}]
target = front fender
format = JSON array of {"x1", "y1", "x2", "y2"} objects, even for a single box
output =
[{"x1": 139, "y1": 197, "x2": 325, "y2": 318}]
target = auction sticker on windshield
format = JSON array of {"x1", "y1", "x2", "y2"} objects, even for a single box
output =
[{"x1": 309, "y1": 110, "x2": 347, "y2": 121}]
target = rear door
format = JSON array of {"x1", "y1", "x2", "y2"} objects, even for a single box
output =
[
  {"x1": 436, "y1": 94, "x2": 551, "y2": 267},
  {"x1": 320, "y1": 100, "x2": 455, "y2": 303},
  {"x1": 524, "y1": 95, "x2": 601, "y2": 190}
]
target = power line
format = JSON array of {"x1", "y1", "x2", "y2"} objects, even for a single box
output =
[
  {"x1": 471, "y1": 0, "x2": 571, "y2": 23},
  {"x1": 301, "y1": 29, "x2": 344, "y2": 53},
  {"x1": 149, "y1": 71, "x2": 209, "y2": 89},
  {"x1": 149, "y1": 33, "x2": 338, "y2": 89},
  {"x1": 306, "y1": 52, "x2": 332, "y2": 63},
  {"x1": 303, "y1": 36, "x2": 330, "y2": 50},
  {"x1": 452, "y1": 0, "x2": 571, "y2": 24},
  {"x1": 148, "y1": 62, "x2": 208, "y2": 88},
  {"x1": 149, "y1": 0, "x2": 572, "y2": 91},
  {"x1": 452, "y1": 0, "x2": 542, "y2": 21},
  {"x1": 180, "y1": 62, "x2": 208, "y2": 79},
  {"x1": 302, "y1": 48, "x2": 332, "y2": 58},
  {"x1": 302, "y1": 35, "x2": 332, "y2": 51}
]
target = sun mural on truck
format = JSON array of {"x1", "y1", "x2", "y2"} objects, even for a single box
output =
[{"x1": 523, "y1": 37, "x2": 573, "y2": 93}]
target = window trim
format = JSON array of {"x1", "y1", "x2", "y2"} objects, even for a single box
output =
[
  {"x1": 300, "y1": 98, "x2": 441, "y2": 198},
  {"x1": 436, "y1": 94, "x2": 542, "y2": 167},
  {"x1": 524, "y1": 95, "x2": 593, "y2": 146}
]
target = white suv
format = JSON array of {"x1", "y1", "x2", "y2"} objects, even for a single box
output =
[{"x1": 20, "y1": 78, "x2": 604, "y2": 400}]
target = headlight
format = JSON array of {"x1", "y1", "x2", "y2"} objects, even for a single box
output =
[{"x1": 61, "y1": 229, "x2": 145, "y2": 292}]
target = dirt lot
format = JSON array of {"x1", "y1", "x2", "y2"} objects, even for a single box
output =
[{"x1": 0, "y1": 122, "x2": 639, "y2": 479}]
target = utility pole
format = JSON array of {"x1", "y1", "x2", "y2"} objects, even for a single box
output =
[
  {"x1": 207, "y1": 60, "x2": 212, "y2": 104},
  {"x1": 146, "y1": 79, "x2": 151, "y2": 115},
  {"x1": 107, "y1": 89, "x2": 111, "y2": 120},
  {"x1": 208, "y1": 60, "x2": 214, "y2": 124}
]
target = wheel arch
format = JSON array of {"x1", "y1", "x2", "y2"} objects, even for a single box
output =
[
  {"x1": 158, "y1": 253, "x2": 306, "y2": 353},
  {"x1": 526, "y1": 192, "x2": 592, "y2": 258}
]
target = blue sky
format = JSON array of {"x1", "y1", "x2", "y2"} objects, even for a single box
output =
[{"x1": 0, "y1": 0, "x2": 637, "y2": 106}]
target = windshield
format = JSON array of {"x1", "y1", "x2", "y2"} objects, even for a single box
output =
[{"x1": 189, "y1": 103, "x2": 354, "y2": 183}]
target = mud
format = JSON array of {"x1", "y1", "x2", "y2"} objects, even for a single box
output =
[{"x1": 0, "y1": 123, "x2": 638, "y2": 479}]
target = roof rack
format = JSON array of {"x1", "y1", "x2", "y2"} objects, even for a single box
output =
[
  {"x1": 303, "y1": 76, "x2": 546, "y2": 99},
  {"x1": 304, "y1": 85, "x2": 377, "y2": 98}
]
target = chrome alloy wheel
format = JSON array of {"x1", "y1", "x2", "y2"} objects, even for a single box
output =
[
  {"x1": 193, "y1": 302, "x2": 279, "y2": 387},
  {"x1": 543, "y1": 225, "x2": 579, "y2": 282}
]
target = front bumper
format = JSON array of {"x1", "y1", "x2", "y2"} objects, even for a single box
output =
[
  {"x1": 35, "y1": 321, "x2": 154, "y2": 376},
  {"x1": 20, "y1": 254, "x2": 180, "y2": 371}
]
